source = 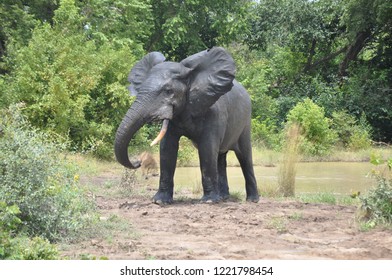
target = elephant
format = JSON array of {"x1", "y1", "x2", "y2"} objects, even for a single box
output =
[{"x1": 114, "y1": 47, "x2": 259, "y2": 204}]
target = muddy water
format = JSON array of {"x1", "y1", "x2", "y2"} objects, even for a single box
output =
[{"x1": 174, "y1": 162, "x2": 376, "y2": 195}]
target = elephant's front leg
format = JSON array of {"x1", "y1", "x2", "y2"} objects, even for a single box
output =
[
  {"x1": 198, "y1": 144, "x2": 221, "y2": 203},
  {"x1": 152, "y1": 127, "x2": 180, "y2": 205}
]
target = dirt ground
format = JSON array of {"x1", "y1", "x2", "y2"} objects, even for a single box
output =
[{"x1": 61, "y1": 172, "x2": 392, "y2": 260}]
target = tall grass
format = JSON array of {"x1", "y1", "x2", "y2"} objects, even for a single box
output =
[{"x1": 278, "y1": 124, "x2": 301, "y2": 197}]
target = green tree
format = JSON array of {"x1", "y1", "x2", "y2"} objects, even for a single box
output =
[
  {"x1": 228, "y1": 44, "x2": 279, "y2": 147},
  {"x1": 80, "y1": 0, "x2": 153, "y2": 46},
  {"x1": 245, "y1": 0, "x2": 392, "y2": 142},
  {"x1": 1, "y1": 0, "x2": 143, "y2": 157},
  {"x1": 0, "y1": 1, "x2": 62, "y2": 74},
  {"x1": 147, "y1": 0, "x2": 251, "y2": 59}
]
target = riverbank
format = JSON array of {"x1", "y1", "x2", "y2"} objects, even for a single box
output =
[
  {"x1": 57, "y1": 150, "x2": 392, "y2": 260},
  {"x1": 61, "y1": 164, "x2": 392, "y2": 259}
]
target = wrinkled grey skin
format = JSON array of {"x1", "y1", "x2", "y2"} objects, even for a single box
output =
[{"x1": 114, "y1": 47, "x2": 259, "y2": 204}]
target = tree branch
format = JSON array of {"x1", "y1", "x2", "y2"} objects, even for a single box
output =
[
  {"x1": 339, "y1": 29, "x2": 372, "y2": 77},
  {"x1": 305, "y1": 45, "x2": 348, "y2": 71}
]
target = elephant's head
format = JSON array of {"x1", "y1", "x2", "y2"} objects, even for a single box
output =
[{"x1": 114, "y1": 47, "x2": 235, "y2": 169}]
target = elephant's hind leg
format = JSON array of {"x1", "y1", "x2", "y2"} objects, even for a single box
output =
[
  {"x1": 198, "y1": 142, "x2": 221, "y2": 203},
  {"x1": 235, "y1": 128, "x2": 260, "y2": 202}
]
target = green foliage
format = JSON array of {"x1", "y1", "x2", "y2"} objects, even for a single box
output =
[
  {"x1": 360, "y1": 157, "x2": 392, "y2": 227},
  {"x1": 177, "y1": 138, "x2": 198, "y2": 167},
  {"x1": 0, "y1": 202, "x2": 59, "y2": 260},
  {"x1": 148, "y1": 0, "x2": 250, "y2": 59},
  {"x1": 80, "y1": 0, "x2": 153, "y2": 45},
  {"x1": 246, "y1": 0, "x2": 342, "y2": 54},
  {"x1": 1, "y1": 0, "x2": 143, "y2": 158},
  {"x1": 340, "y1": 66, "x2": 392, "y2": 142},
  {"x1": 270, "y1": 46, "x2": 307, "y2": 81},
  {"x1": 0, "y1": 202, "x2": 22, "y2": 257},
  {"x1": 251, "y1": 118, "x2": 279, "y2": 148},
  {"x1": 0, "y1": 1, "x2": 38, "y2": 74},
  {"x1": 0, "y1": 105, "x2": 96, "y2": 242},
  {"x1": 287, "y1": 98, "x2": 337, "y2": 156},
  {"x1": 298, "y1": 192, "x2": 337, "y2": 205},
  {"x1": 1, "y1": 0, "x2": 392, "y2": 155},
  {"x1": 228, "y1": 44, "x2": 280, "y2": 148},
  {"x1": 331, "y1": 111, "x2": 372, "y2": 150}
]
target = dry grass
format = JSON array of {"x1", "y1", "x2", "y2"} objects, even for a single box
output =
[{"x1": 277, "y1": 124, "x2": 302, "y2": 197}]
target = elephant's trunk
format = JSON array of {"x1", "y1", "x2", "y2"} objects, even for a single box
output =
[{"x1": 114, "y1": 100, "x2": 148, "y2": 169}]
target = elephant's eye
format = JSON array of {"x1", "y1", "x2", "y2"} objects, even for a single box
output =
[{"x1": 164, "y1": 89, "x2": 173, "y2": 96}]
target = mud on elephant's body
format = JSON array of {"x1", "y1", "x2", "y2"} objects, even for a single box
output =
[{"x1": 114, "y1": 47, "x2": 259, "y2": 204}]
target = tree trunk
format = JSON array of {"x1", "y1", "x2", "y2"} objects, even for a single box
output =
[{"x1": 339, "y1": 29, "x2": 372, "y2": 77}]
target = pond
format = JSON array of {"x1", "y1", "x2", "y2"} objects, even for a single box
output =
[{"x1": 173, "y1": 162, "x2": 376, "y2": 195}]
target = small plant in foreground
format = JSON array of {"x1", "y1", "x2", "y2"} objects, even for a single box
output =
[{"x1": 359, "y1": 155, "x2": 392, "y2": 228}]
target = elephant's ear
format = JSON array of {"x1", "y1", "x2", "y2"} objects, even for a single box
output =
[
  {"x1": 180, "y1": 49, "x2": 209, "y2": 68},
  {"x1": 128, "y1": 52, "x2": 166, "y2": 96},
  {"x1": 181, "y1": 47, "x2": 235, "y2": 117}
]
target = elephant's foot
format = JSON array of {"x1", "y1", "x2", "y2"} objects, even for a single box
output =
[
  {"x1": 219, "y1": 187, "x2": 230, "y2": 201},
  {"x1": 221, "y1": 193, "x2": 230, "y2": 201},
  {"x1": 200, "y1": 192, "x2": 222, "y2": 203},
  {"x1": 246, "y1": 194, "x2": 260, "y2": 203},
  {"x1": 152, "y1": 191, "x2": 173, "y2": 205}
]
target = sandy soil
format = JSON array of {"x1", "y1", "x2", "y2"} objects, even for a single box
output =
[{"x1": 61, "y1": 172, "x2": 392, "y2": 260}]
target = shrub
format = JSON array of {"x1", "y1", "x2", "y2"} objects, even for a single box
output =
[
  {"x1": 251, "y1": 118, "x2": 279, "y2": 148},
  {"x1": 286, "y1": 98, "x2": 337, "y2": 156},
  {"x1": 359, "y1": 156, "x2": 392, "y2": 227},
  {"x1": 0, "y1": 202, "x2": 59, "y2": 260},
  {"x1": 331, "y1": 111, "x2": 371, "y2": 151},
  {"x1": 0, "y1": 105, "x2": 96, "y2": 242}
]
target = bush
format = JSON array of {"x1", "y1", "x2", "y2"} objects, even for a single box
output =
[
  {"x1": 0, "y1": 105, "x2": 96, "y2": 242},
  {"x1": 0, "y1": 202, "x2": 59, "y2": 260},
  {"x1": 286, "y1": 98, "x2": 337, "y2": 156},
  {"x1": 331, "y1": 111, "x2": 371, "y2": 151},
  {"x1": 251, "y1": 118, "x2": 279, "y2": 148},
  {"x1": 360, "y1": 157, "x2": 392, "y2": 227}
]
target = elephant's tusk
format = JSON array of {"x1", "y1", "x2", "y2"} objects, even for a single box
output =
[{"x1": 150, "y1": 119, "x2": 169, "y2": 146}]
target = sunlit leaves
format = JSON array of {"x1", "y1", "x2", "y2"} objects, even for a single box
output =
[{"x1": 148, "y1": 0, "x2": 251, "y2": 59}]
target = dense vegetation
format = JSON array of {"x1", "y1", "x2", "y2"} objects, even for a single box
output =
[
  {"x1": 0, "y1": 0, "x2": 391, "y2": 258},
  {"x1": 1, "y1": 0, "x2": 391, "y2": 158},
  {"x1": 0, "y1": 105, "x2": 96, "y2": 259}
]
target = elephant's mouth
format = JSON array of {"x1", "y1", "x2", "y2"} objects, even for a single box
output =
[{"x1": 150, "y1": 119, "x2": 169, "y2": 146}]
